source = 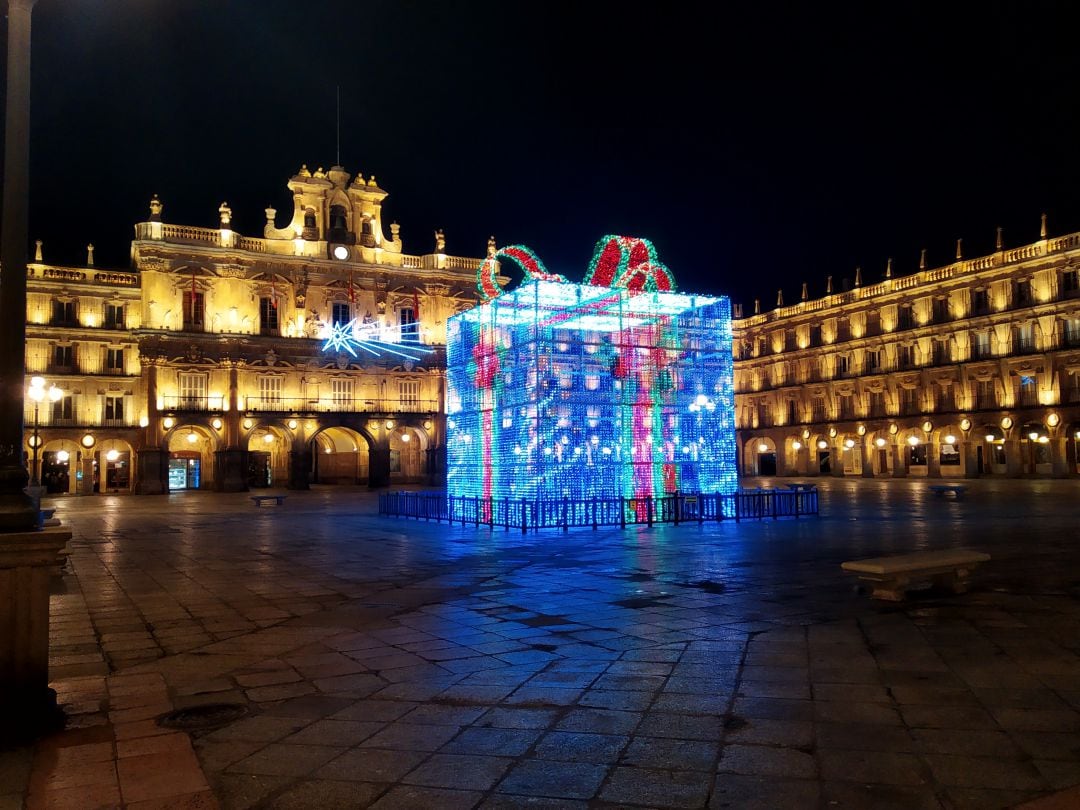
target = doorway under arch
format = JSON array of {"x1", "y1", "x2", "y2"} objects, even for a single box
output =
[
  {"x1": 311, "y1": 426, "x2": 369, "y2": 484},
  {"x1": 390, "y1": 426, "x2": 429, "y2": 483},
  {"x1": 246, "y1": 425, "x2": 290, "y2": 488},
  {"x1": 39, "y1": 438, "x2": 81, "y2": 495},
  {"x1": 167, "y1": 425, "x2": 219, "y2": 490}
]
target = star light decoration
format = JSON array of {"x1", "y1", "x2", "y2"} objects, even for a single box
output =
[{"x1": 321, "y1": 319, "x2": 432, "y2": 361}]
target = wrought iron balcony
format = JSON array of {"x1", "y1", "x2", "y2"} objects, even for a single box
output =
[{"x1": 241, "y1": 396, "x2": 440, "y2": 414}]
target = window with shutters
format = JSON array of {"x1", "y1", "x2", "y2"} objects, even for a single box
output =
[
  {"x1": 104, "y1": 395, "x2": 125, "y2": 424},
  {"x1": 330, "y1": 378, "x2": 353, "y2": 405},
  {"x1": 398, "y1": 380, "x2": 420, "y2": 408},
  {"x1": 259, "y1": 297, "x2": 279, "y2": 334},
  {"x1": 106, "y1": 348, "x2": 124, "y2": 374},
  {"x1": 182, "y1": 291, "x2": 204, "y2": 330},
  {"x1": 332, "y1": 302, "x2": 351, "y2": 325},
  {"x1": 258, "y1": 376, "x2": 282, "y2": 406},
  {"x1": 178, "y1": 373, "x2": 206, "y2": 408}
]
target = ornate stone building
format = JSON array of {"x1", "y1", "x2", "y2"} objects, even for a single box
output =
[
  {"x1": 23, "y1": 164, "x2": 496, "y2": 494},
  {"x1": 733, "y1": 220, "x2": 1080, "y2": 479}
]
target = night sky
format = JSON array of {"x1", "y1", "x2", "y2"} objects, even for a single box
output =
[{"x1": 7, "y1": 1, "x2": 1080, "y2": 311}]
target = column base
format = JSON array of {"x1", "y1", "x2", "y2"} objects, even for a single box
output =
[
  {"x1": 0, "y1": 687, "x2": 64, "y2": 744},
  {"x1": 135, "y1": 448, "x2": 169, "y2": 494},
  {"x1": 0, "y1": 527, "x2": 72, "y2": 743},
  {"x1": 214, "y1": 448, "x2": 249, "y2": 492}
]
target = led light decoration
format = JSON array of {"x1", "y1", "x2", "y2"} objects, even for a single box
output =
[
  {"x1": 447, "y1": 241, "x2": 736, "y2": 508},
  {"x1": 583, "y1": 235, "x2": 675, "y2": 292},
  {"x1": 477, "y1": 244, "x2": 569, "y2": 301},
  {"x1": 321, "y1": 318, "x2": 433, "y2": 362}
]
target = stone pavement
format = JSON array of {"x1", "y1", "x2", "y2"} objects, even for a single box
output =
[{"x1": 3, "y1": 478, "x2": 1080, "y2": 809}]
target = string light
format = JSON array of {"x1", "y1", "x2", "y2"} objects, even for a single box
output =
[
  {"x1": 448, "y1": 239, "x2": 735, "y2": 506},
  {"x1": 322, "y1": 318, "x2": 433, "y2": 361}
]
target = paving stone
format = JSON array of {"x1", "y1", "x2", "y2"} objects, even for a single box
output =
[
  {"x1": 723, "y1": 717, "x2": 813, "y2": 748},
  {"x1": 708, "y1": 774, "x2": 819, "y2": 809},
  {"x1": 442, "y1": 726, "x2": 544, "y2": 756},
  {"x1": 369, "y1": 784, "x2": 484, "y2": 809},
  {"x1": 497, "y1": 760, "x2": 608, "y2": 800},
  {"x1": 817, "y1": 748, "x2": 927, "y2": 786},
  {"x1": 227, "y1": 743, "x2": 344, "y2": 777},
  {"x1": 620, "y1": 736, "x2": 719, "y2": 772},
  {"x1": 922, "y1": 753, "x2": 1047, "y2": 790},
  {"x1": 315, "y1": 748, "x2": 428, "y2": 783},
  {"x1": 532, "y1": 731, "x2": 628, "y2": 763},
  {"x1": 474, "y1": 707, "x2": 561, "y2": 730},
  {"x1": 402, "y1": 753, "x2": 513, "y2": 790},
  {"x1": 718, "y1": 744, "x2": 817, "y2": 778},
  {"x1": 819, "y1": 780, "x2": 945, "y2": 809},
  {"x1": 358, "y1": 722, "x2": 462, "y2": 752},
  {"x1": 281, "y1": 719, "x2": 385, "y2": 747},
  {"x1": 267, "y1": 778, "x2": 385, "y2": 808},
  {"x1": 599, "y1": 765, "x2": 712, "y2": 808}
]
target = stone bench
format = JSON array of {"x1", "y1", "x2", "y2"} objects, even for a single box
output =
[
  {"x1": 842, "y1": 549, "x2": 990, "y2": 601},
  {"x1": 251, "y1": 494, "x2": 287, "y2": 507},
  {"x1": 928, "y1": 484, "x2": 967, "y2": 499}
]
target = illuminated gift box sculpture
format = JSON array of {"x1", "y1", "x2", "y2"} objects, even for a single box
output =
[{"x1": 446, "y1": 236, "x2": 736, "y2": 504}]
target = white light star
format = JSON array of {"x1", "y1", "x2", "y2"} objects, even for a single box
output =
[
  {"x1": 322, "y1": 319, "x2": 359, "y2": 356},
  {"x1": 321, "y1": 318, "x2": 433, "y2": 362}
]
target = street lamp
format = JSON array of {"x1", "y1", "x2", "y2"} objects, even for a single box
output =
[{"x1": 26, "y1": 377, "x2": 61, "y2": 486}]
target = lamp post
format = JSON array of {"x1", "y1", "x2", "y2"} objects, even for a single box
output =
[
  {"x1": 26, "y1": 377, "x2": 62, "y2": 487},
  {"x1": 0, "y1": 0, "x2": 38, "y2": 530}
]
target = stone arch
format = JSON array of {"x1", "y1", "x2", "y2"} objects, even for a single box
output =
[
  {"x1": 388, "y1": 425, "x2": 428, "y2": 482},
  {"x1": 311, "y1": 425, "x2": 370, "y2": 485},
  {"x1": 165, "y1": 423, "x2": 220, "y2": 490},
  {"x1": 866, "y1": 429, "x2": 894, "y2": 476},
  {"x1": 245, "y1": 422, "x2": 294, "y2": 488},
  {"x1": 38, "y1": 437, "x2": 82, "y2": 494},
  {"x1": 741, "y1": 436, "x2": 776, "y2": 476},
  {"x1": 94, "y1": 436, "x2": 136, "y2": 493},
  {"x1": 784, "y1": 434, "x2": 807, "y2": 476},
  {"x1": 808, "y1": 432, "x2": 833, "y2": 475}
]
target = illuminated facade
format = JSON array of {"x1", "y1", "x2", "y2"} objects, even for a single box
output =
[
  {"x1": 446, "y1": 256, "x2": 737, "y2": 503},
  {"x1": 23, "y1": 165, "x2": 494, "y2": 494},
  {"x1": 733, "y1": 221, "x2": 1080, "y2": 478}
]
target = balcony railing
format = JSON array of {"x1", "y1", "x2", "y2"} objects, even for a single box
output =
[
  {"x1": 1017, "y1": 387, "x2": 1039, "y2": 407},
  {"x1": 975, "y1": 394, "x2": 998, "y2": 410},
  {"x1": 1012, "y1": 337, "x2": 1039, "y2": 355},
  {"x1": 241, "y1": 397, "x2": 440, "y2": 414},
  {"x1": 160, "y1": 395, "x2": 226, "y2": 411}
]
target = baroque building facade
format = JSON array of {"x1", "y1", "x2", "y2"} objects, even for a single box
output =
[
  {"x1": 733, "y1": 222, "x2": 1080, "y2": 479},
  {"x1": 23, "y1": 164, "x2": 495, "y2": 495}
]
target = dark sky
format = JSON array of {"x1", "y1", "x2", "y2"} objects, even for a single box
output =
[{"x1": 7, "y1": 1, "x2": 1080, "y2": 310}]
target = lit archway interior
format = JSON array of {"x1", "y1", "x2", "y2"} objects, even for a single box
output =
[{"x1": 312, "y1": 426, "x2": 369, "y2": 484}]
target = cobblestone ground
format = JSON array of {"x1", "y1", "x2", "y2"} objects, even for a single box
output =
[{"x1": 4, "y1": 478, "x2": 1080, "y2": 809}]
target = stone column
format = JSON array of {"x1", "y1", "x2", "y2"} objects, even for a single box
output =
[
  {"x1": 1004, "y1": 439, "x2": 1022, "y2": 477},
  {"x1": 830, "y1": 443, "x2": 844, "y2": 477},
  {"x1": 78, "y1": 454, "x2": 95, "y2": 495},
  {"x1": 891, "y1": 443, "x2": 907, "y2": 477},
  {"x1": 135, "y1": 359, "x2": 167, "y2": 494},
  {"x1": 214, "y1": 362, "x2": 248, "y2": 491},
  {"x1": 860, "y1": 442, "x2": 875, "y2": 478},
  {"x1": 927, "y1": 443, "x2": 941, "y2": 478},
  {"x1": 0, "y1": 0, "x2": 39, "y2": 532},
  {"x1": 368, "y1": 444, "x2": 391, "y2": 489},
  {"x1": 963, "y1": 439, "x2": 980, "y2": 478},
  {"x1": 287, "y1": 448, "x2": 311, "y2": 490},
  {"x1": 1050, "y1": 438, "x2": 1069, "y2": 477},
  {"x1": 0, "y1": 527, "x2": 71, "y2": 741}
]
